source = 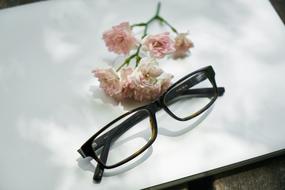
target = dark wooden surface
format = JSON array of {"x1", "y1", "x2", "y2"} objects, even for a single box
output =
[
  {"x1": 0, "y1": 0, "x2": 43, "y2": 9},
  {"x1": 0, "y1": 1, "x2": 284, "y2": 190},
  {"x1": 144, "y1": 149, "x2": 285, "y2": 190},
  {"x1": 270, "y1": 0, "x2": 285, "y2": 24},
  {"x1": 213, "y1": 160, "x2": 285, "y2": 190},
  {"x1": 212, "y1": 151, "x2": 285, "y2": 190}
]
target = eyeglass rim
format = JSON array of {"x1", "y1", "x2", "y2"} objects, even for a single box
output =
[
  {"x1": 81, "y1": 107, "x2": 158, "y2": 169},
  {"x1": 160, "y1": 66, "x2": 218, "y2": 121}
]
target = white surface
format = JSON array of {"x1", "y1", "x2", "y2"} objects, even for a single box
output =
[{"x1": 0, "y1": 0, "x2": 285, "y2": 189}]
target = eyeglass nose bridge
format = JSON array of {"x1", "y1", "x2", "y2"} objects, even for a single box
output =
[{"x1": 147, "y1": 99, "x2": 164, "y2": 113}]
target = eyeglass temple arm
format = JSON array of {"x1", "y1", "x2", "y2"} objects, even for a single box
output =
[
  {"x1": 180, "y1": 87, "x2": 225, "y2": 97},
  {"x1": 93, "y1": 139, "x2": 111, "y2": 182},
  {"x1": 163, "y1": 72, "x2": 209, "y2": 102}
]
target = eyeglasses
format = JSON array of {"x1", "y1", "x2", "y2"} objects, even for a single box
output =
[{"x1": 78, "y1": 65, "x2": 225, "y2": 182}]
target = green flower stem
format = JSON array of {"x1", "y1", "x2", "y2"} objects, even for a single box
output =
[
  {"x1": 155, "y1": 1, "x2": 161, "y2": 16},
  {"x1": 117, "y1": 2, "x2": 178, "y2": 71},
  {"x1": 116, "y1": 44, "x2": 142, "y2": 72},
  {"x1": 156, "y1": 16, "x2": 178, "y2": 34},
  {"x1": 131, "y1": 23, "x2": 146, "y2": 27}
]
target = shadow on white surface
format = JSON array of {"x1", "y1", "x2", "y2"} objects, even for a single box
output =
[
  {"x1": 76, "y1": 103, "x2": 214, "y2": 177},
  {"x1": 158, "y1": 104, "x2": 214, "y2": 137},
  {"x1": 76, "y1": 146, "x2": 153, "y2": 177}
]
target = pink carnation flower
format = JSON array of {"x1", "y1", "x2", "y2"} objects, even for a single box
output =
[
  {"x1": 93, "y1": 59, "x2": 173, "y2": 102},
  {"x1": 143, "y1": 32, "x2": 175, "y2": 59},
  {"x1": 124, "y1": 58, "x2": 173, "y2": 101},
  {"x1": 120, "y1": 67, "x2": 135, "y2": 99},
  {"x1": 103, "y1": 22, "x2": 137, "y2": 54},
  {"x1": 92, "y1": 68, "x2": 123, "y2": 100},
  {"x1": 173, "y1": 33, "x2": 194, "y2": 59}
]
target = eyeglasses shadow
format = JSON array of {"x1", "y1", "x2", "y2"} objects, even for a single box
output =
[{"x1": 76, "y1": 103, "x2": 214, "y2": 177}]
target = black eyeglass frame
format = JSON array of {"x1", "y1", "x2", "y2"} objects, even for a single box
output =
[{"x1": 78, "y1": 65, "x2": 225, "y2": 180}]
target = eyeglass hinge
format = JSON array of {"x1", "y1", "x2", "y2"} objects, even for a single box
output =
[{"x1": 77, "y1": 148, "x2": 87, "y2": 158}]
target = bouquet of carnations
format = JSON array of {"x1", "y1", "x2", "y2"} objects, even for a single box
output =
[{"x1": 93, "y1": 3, "x2": 193, "y2": 102}]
